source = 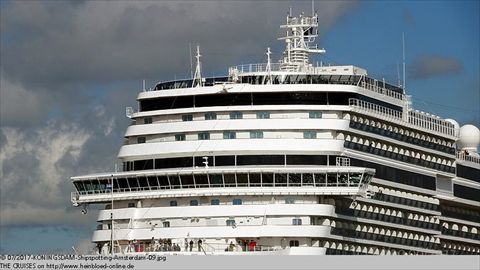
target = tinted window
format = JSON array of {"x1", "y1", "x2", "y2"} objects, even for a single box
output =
[
  {"x1": 198, "y1": 132, "x2": 210, "y2": 140},
  {"x1": 454, "y1": 184, "x2": 480, "y2": 202}
]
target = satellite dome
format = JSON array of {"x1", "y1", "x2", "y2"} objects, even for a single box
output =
[{"x1": 458, "y1": 124, "x2": 480, "y2": 151}]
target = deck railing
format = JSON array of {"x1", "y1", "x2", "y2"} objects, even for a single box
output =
[
  {"x1": 95, "y1": 242, "x2": 279, "y2": 255},
  {"x1": 349, "y1": 98, "x2": 403, "y2": 121},
  {"x1": 456, "y1": 151, "x2": 480, "y2": 165},
  {"x1": 349, "y1": 98, "x2": 457, "y2": 138}
]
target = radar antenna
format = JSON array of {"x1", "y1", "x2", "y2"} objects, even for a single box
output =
[{"x1": 278, "y1": 11, "x2": 325, "y2": 71}]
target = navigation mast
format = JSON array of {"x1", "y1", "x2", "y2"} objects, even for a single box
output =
[{"x1": 278, "y1": 11, "x2": 325, "y2": 71}]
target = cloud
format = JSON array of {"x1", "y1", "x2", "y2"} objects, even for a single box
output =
[
  {"x1": 1, "y1": 1, "x2": 357, "y2": 89},
  {"x1": 0, "y1": 75, "x2": 52, "y2": 127},
  {"x1": 410, "y1": 54, "x2": 463, "y2": 79}
]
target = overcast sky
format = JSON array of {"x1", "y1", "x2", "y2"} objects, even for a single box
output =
[{"x1": 0, "y1": 0, "x2": 479, "y2": 253}]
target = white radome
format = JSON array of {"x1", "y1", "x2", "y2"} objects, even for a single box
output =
[{"x1": 458, "y1": 124, "x2": 480, "y2": 150}]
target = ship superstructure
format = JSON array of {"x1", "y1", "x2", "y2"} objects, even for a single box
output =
[{"x1": 71, "y1": 11, "x2": 480, "y2": 255}]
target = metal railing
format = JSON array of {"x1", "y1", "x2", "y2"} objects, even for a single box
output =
[
  {"x1": 349, "y1": 98, "x2": 403, "y2": 121},
  {"x1": 229, "y1": 63, "x2": 312, "y2": 74},
  {"x1": 456, "y1": 151, "x2": 480, "y2": 164},
  {"x1": 360, "y1": 81, "x2": 404, "y2": 100},
  {"x1": 408, "y1": 110, "x2": 456, "y2": 137},
  {"x1": 95, "y1": 242, "x2": 279, "y2": 255},
  {"x1": 349, "y1": 98, "x2": 457, "y2": 138}
]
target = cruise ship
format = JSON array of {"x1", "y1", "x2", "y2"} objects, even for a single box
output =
[{"x1": 70, "y1": 11, "x2": 480, "y2": 255}]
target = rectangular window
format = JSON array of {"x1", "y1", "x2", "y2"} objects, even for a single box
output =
[
  {"x1": 144, "y1": 117, "x2": 153, "y2": 124},
  {"x1": 205, "y1": 112, "x2": 217, "y2": 120},
  {"x1": 250, "y1": 131, "x2": 264, "y2": 139},
  {"x1": 285, "y1": 197, "x2": 295, "y2": 204},
  {"x1": 190, "y1": 200, "x2": 199, "y2": 206},
  {"x1": 211, "y1": 199, "x2": 220, "y2": 205},
  {"x1": 292, "y1": 218, "x2": 302, "y2": 225},
  {"x1": 170, "y1": 200, "x2": 177, "y2": 206},
  {"x1": 309, "y1": 111, "x2": 322, "y2": 119},
  {"x1": 303, "y1": 131, "x2": 317, "y2": 139},
  {"x1": 128, "y1": 202, "x2": 135, "y2": 208},
  {"x1": 256, "y1": 112, "x2": 270, "y2": 119},
  {"x1": 289, "y1": 240, "x2": 300, "y2": 247},
  {"x1": 223, "y1": 131, "x2": 236, "y2": 139},
  {"x1": 162, "y1": 221, "x2": 170, "y2": 228},
  {"x1": 226, "y1": 219, "x2": 236, "y2": 226},
  {"x1": 198, "y1": 132, "x2": 210, "y2": 140},
  {"x1": 229, "y1": 111, "x2": 243, "y2": 119},
  {"x1": 182, "y1": 114, "x2": 193, "y2": 121},
  {"x1": 175, "y1": 134, "x2": 186, "y2": 141},
  {"x1": 137, "y1": 137, "x2": 146, "y2": 144},
  {"x1": 233, "y1": 199, "x2": 242, "y2": 205}
]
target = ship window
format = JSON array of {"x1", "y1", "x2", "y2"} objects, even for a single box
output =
[
  {"x1": 233, "y1": 199, "x2": 242, "y2": 205},
  {"x1": 237, "y1": 155, "x2": 284, "y2": 166},
  {"x1": 144, "y1": 117, "x2": 153, "y2": 124},
  {"x1": 303, "y1": 131, "x2": 317, "y2": 139},
  {"x1": 158, "y1": 176, "x2": 169, "y2": 188},
  {"x1": 162, "y1": 221, "x2": 170, "y2": 228},
  {"x1": 194, "y1": 174, "x2": 208, "y2": 186},
  {"x1": 256, "y1": 112, "x2": 270, "y2": 119},
  {"x1": 230, "y1": 111, "x2": 243, "y2": 119},
  {"x1": 286, "y1": 155, "x2": 327, "y2": 165},
  {"x1": 215, "y1": 155, "x2": 235, "y2": 166},
  {"x1": 303, "y1": 173, "x2": 314, "y2": 186},
  {"x1": 209, "y1": 174, "x2": 223, "y2": 187},
  {"x1": 236, "y1": 174, "x2": 248, "y2": 186},
  {"x1": 138, "y1": 176, "x2": 148, "y2": 188},
  {"x1": 194, "y1": 156, "x2": 213, "y2": 167},
  {"x1": 275, "y1": 174, "x2": 287, "y2": 186},
  {"x1": 338, "y1": 173, "x2": 348, "y2": 186},
  {"x1": 292, "y1": 218, "x2": 302, "y2": 225},
  {"x1": 285, "y1": 197, "x2": 295, "y2": 204},
  {"x1": 118, "y1": 178, "x2": 128, "y2": 189},
  {"x1": 262, "y1": 173, "x2": 274, "y2": 186},
  {"x1": 169, "y1": 175, "x2": 181, "y2": 188},
  {"x1": 226, "y1": 219, "x2": 236, "y2": 226},
  {"x1": 309, "y1": 111, "x2": 322, "y2": 119},
  {"x1": 349, "y1": 173, "x2": 362, "y2": 185},
  {"x1": 180, "y1": 174, "x2": 194, "y2": 188},
  {"x1": 128, "y1": 202, "x2": 135, "y2": 208},
  {"x1": 288, "y1": 173, "x2": 301, "y2": 186},
  {"x1": 314, "y1": 174, "x2": 326, "y2": 186},
  {"x1": 175, "y1": 134, "x2": 186, "y2": 141},
  {"x1": 224, "y1": 174, "x2": 236, "y2": 186},
  {"x1": 211, "y1": 199, "x2": 220, "y2": 205},
  {"x1": 190, "y1": 200, "x2": 199, "y2": 206},
  {"x1": 289, "y1": 240, "x2": 300, "y2": 247},
  {"x1": 223, "y1": 131, "x2": 236, "y2": 139},
  {"x1": 73, "y1": 181, "x2": 85, "y2": 192},
  {"x1": 128, "y1": 177, "x2": 139, "y2": 188},
  {"x1": 205, "y1": 112, "x2": 217, "y2": 120},
  {"x1": 249, "y1": 173, "x2": 261, "y2": 186},
  {"x1": 169, "y1": 200, "x2": 177, "y2": 206},
  {"x1": 137, "y1": 137, "x2": 146, "y2": 144},
  {"x1": 250, "y1": 131, "x2": 264, "y2": 139},
  {"x1": 182, "y1": 114, "x2": 193, "y2": 121},
  {"x1": 198, "y1": 132, "x2": 210, "y2": 140},
  {"x1": 327, "y1": 173, "x2": 337, "y2": 186}
]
